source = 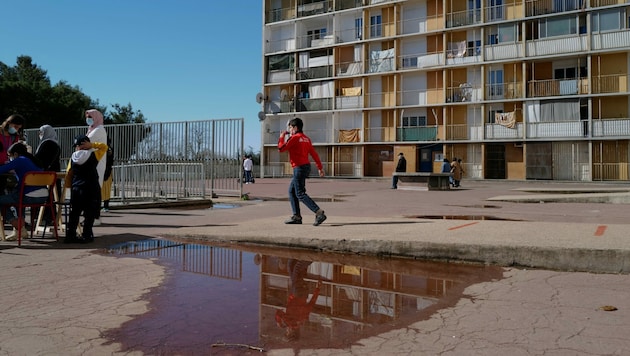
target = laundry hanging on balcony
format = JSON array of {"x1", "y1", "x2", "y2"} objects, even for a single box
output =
[
  {"x1": 338, "y1": 129, "x2": 361, "y2": 143},
  {"x1": 495, "y1": 111, "x2": 516, "y2": 129}
]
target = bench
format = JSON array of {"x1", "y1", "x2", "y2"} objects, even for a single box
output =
[{"x1": 393, "y1": 172, "x2": 451, "y2": 191}]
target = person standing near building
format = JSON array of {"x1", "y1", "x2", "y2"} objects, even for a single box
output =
[
  {"x1": 101, "y1": 139, "x2": 114, "y2": 212},
  {"x1": 243, "y1": 154, "x2": 253, "y2": 184},
  {"x1": 64, "y1": 135, "x2": 107, "y2": 243},
  {"x1": 85, "y1": 109, "x2": 107, "y2": 225},
  {"x1": 451, "y1": 158, "x2": 464, "y2": 188},
  {"x1": 391, "y1": 152, "x2": 406, "y2": 189},
  {"x1": 278, "y1": 118, "x2": 327, "y2": 226}
]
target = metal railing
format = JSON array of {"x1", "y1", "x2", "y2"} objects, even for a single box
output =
[{"x1": 26, "y1": 118, "x2": 244, "y2": 200}]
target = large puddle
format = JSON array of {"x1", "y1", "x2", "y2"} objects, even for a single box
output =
[{"x1": 101, "y1": 239, "x2": 504, "y2": 354}]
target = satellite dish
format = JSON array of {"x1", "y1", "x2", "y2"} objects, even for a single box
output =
[
  {"x1": 280, "y1": 89, "x2": 289, "y2": 101},
  {"x1": 255, "y1": 92, "x2": 265, "y2": 104},
  {"x1": 257, "y1": 111, "x2": 266, "y2": 121}
]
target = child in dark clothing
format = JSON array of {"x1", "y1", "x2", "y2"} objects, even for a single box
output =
[{"x1": 64, "y1": 135, "x2": 107, "y2": 243}]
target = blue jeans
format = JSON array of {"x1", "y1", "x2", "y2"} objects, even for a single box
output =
[
  {"x1": 288, "y1": 164, "x2": 320, "y2": 217},
  {"x1": 0, "y1": 190, "x2": 47, "y2": 224},
  {"x1": 244, "y1": 170, "x2": 252, "y2": 183}
]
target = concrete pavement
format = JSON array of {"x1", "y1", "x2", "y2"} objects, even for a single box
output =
[{"x1": 2, "y1": 178, "x2": 630, "y2": 355}]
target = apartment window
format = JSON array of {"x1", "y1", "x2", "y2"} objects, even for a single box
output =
[
  {"x1": 488, "y1": 23, "x2": 517, "y2": 45},
  {"x1": 268, "y1": 54, "x2": 294, "y2": 71},
  {"x1": 488, "y1": 69, "x2": 504, "y2": 97},
  {"x1": 552, "y1": 0, "x2": 584, "y2": 12},
  {"x1": 402, "y1": 116, "x2": 427, "y2": 127},
  {"x1": 402, "y1": 56, "x2": 418, "y2": 68},
  {"x1": 308, "y1": 28, "x2": 327, "y2": 41},
  {"x1": 488, "y1": 109, "x2": 503, "y2": 123},
  {"x1": 554, "y1": 65, "x2": 586, "y2": 80},
  {"x1": 355, "y1": 18, "x2": 363, "y2": 39},
  {"x1": 592, "y1": 9, "x2": 625, "y2": 32},
  {"x1": 370, "y1": 15, "x2": 382, "y2": 38},
  {"x1": 467, "y1": 40, "x2": 482, "y2": 56},
  {"x1": 539, "y1": 16, "x2": 576, "y2": 38},
  {"x1": 488, "y1": 0, "x2": 503, "y2": 21}
]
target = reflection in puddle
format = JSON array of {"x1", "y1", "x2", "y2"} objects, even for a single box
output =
[
  {"x1": 211, "y1": 203, "x2": 239, "y2": 209},
  {"x1": 413, "y1": 215, "x2": 522, "y2": 221},
  {"x1": 102, "y1": 239, "x2": 503, "y2": 354}
]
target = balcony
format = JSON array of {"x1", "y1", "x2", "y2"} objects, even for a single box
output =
[
  {"x1": 484, "y1": 42, "x2": 523, "y2": 61},
  {"x1": 527, "y1": 121, "x2": 586, "y2": 138},
  {"x1": 397, "y1": 127, "x2": 438, "y2": 141},
  {"x1": 336, "y1": 60, "x2": 363, "y2": 76},
  {"x1": 297, "y1": 0, "x2": 333, "y2": 18},
  {"x1": 400, "y1": 14, "x2": 443, "y2": 35},
  {"x1": 399, "y1": 88, "x2": 427, "y2": 106},
  {"x1": 527, "y1": 35, "x2": 587, "y2": 57},
  {"x1": 592, "y1": 74, "x2": 629, "y2": 94},
  {"x1": 591, "y1": 28, "x2": 630, "y2": 51},
  {"x1": 484, "y1": 4, "x2": 506, "y2": 23},
  {"x1": 296, "y1": 97, "x2": 333, "y2": 111},
  {"x1": 368, "y1": 49, "x2": 395, "y2": 73},
  {"x1": 265, "y1": 7, "x2": 295, "y2": 24},
  {"x1": 446, "y1": 8, "x2": 482, "y2": 28},
  {"x1": 446, "y1": 41, "x2": 481, "y2": 65},
  {"x1": 525, "y1": 0, "x2": 585, "y2": 17},
  {"x1": 485, "y1": 123, "x2": 524, "y2": 139},
  {"x1": 528, "y1": 78, "x2": 588, "y2": 98},
  {"x1": 592, "y1": 118, "x2": 630, "y2": 137},
  {"x1": 336, "y1": 90, "x2": 363, "y2": 109},
  {"x1": 364, "y1": 126, "x2": 396, "y2": 142},
  {"x1": 335, "y1": 0, "x2": 362, "y2": 11},
  {"x1": 297, "y1": 65, "x2": 333, "y2": 80},
  {"x1": 446, "y1": 83, "x2": 481, "y2": 103},
  {"x1": 399, "y1": 52, "x2": 444, "y2": 70},
  {"x1": 485, "y1": 82, "x2": 524, "y2": 100}
]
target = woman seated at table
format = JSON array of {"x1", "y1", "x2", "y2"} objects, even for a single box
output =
[{"x1": 0, "y1": 142, "x2": 45, "y2": 241}]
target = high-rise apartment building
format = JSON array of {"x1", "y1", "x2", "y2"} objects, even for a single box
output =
[{"x1": 260, "y1": 0, "x2": 630, "y2": 181}]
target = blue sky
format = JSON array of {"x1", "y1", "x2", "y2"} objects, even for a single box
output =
[{"x1": 0, "y1": 0, "x2": 264, "y2": 151}]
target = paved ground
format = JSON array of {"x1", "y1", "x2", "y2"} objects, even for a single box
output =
[{"x1": 1, "y1": 178, "x2": 630, "y2": 355}]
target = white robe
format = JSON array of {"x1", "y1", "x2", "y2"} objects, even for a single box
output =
[{"x1": 87, "y1": 126, "x2": 108, "y2": 187}]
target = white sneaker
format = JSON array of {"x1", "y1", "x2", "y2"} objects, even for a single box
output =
[
  {"x1": 93, "y1": 219, "x2": 101, "y2": 226},
  {"x1": 5, "y1": 228, "x2": 28, "y2": 241}
]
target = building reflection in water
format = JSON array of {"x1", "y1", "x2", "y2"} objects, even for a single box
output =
[{"x1": 105, "y1": 239, "x2": 504, "y2": 353}]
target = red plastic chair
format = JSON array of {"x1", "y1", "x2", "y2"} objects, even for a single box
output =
[{"x1": 13, "y1": 171, "x2": 59, "y2": 246}]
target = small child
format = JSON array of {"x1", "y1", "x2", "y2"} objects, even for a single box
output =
[{"x1": 64, "y1": 135, "x2": 107, "y2": 243}]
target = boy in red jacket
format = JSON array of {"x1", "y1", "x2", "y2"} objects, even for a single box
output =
[{"x1": 278, "y1": 118, "x2": 327, "y2": 226}]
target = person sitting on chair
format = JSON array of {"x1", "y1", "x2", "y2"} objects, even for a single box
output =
[{"x1": 0, "y1": 142, "x2": 45, "y2": 241}]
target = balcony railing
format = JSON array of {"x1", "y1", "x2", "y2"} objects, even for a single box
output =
[
  {"x1": 485, "y1": 4, "x2": 506, "y2": 23},
  {"x1": 335, "y1": 0, "x2": 363, "y2": 11},
  {"x1": 592, "y1": 118, "x2": 630, "y2": 137},
  {"x1": 485, "y1": 82, "x2": 524, "y2": 100},
  {"x1": 528, "y1": 78, "x2": 588, "y2": 97},
  {"x1": 296, "y1": 97, "x2": 333, "y2": 111},
  {"x1": 398, "y1": 51, "x2": 444, "y2": 69},
  {"x1": 364, "y1": 126, "x2": 396, "y2": 142},
  {"x1": 485, "y1": 123, "x2": 524, "y2": 139},
  {"x1": 525, "y1": 0, "x2": 585, "y2": 17},
  {"x1": 335, "y1": 95, "x2": 363, "y2": 109},
  {"x1": 446, "y1": 84, "x2": 481, "y2": 103},
  {"x1": 445, "y1": 124, "x2": 469, "y2": 140},
  {"x1": 297, "y1": 0, "x2": 333, "y2": 18},
  {"x1": 265, "y1": 7, "x2": 295, "y2": 24},
  {"x1": 297, "y1": 65, "x2": 333, "y2": 80},
  {"x1": 527, "y1": 121, "x2": 586, "y2": 138},
  {"x1": 397, "y1": 127, "x2": 438, "y2": 141},
  {"x1": 592, "y1": 74, "x2": 629, "y2": 94},
  {"x1": 446, "y1": 8, "x2": 482, "y2": 28},
  {"x1": 336, "y1": 60, "x2": 363, "y2": 76}
]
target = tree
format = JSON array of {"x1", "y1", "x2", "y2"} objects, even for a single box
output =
[
  {"x1": 0, "y1": 56, "x2": 142, "y2": 129},
  {"x1": 106, "y1": 103, "x2": 146, "y2": 124}
]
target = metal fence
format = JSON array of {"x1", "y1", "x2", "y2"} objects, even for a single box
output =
[{"x1": 25, "y1": 118, "x2": 244, "y2": 202}]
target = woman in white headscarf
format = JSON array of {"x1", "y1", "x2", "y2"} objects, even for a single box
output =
[{"x1": 85, "y1": 109, "x2": 108, "y2": 225}]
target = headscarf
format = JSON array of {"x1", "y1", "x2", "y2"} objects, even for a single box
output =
[
  {"x1": 39, "y1": 125, "x2": 58, "y2": 144},
  {"x1": 85, "y1": 109, "x2": 104, "y2": 134}
]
